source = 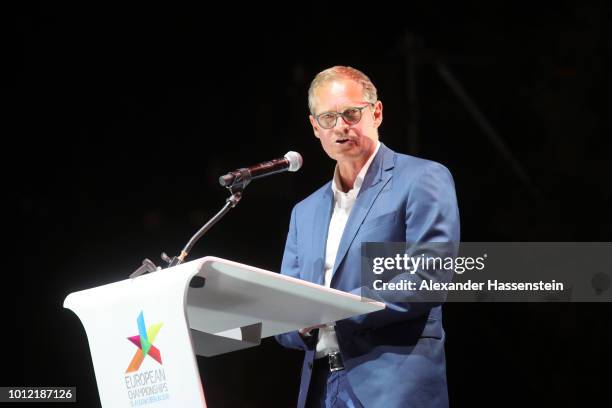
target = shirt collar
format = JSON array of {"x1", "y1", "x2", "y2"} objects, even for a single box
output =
[{"x1": 331, "y1": 141, "x2": 381, "y2": 197}]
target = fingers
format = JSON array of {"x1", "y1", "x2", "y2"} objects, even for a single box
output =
[{"x1": 299, "y1": 324, "x2": 327, "y2": 335}]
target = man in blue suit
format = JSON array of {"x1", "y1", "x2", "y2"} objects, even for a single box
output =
[{"x1": 276, "y1": 66, "x2": 460, "y2": 408}]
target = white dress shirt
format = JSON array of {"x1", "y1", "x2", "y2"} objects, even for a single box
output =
[{"x1": 315, "y1": 141, "x2": 381, "y2": 359}]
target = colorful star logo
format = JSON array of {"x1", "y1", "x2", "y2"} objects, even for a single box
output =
[{"x1": 126, "y1": 311, "x2": 163, "y2": 373}]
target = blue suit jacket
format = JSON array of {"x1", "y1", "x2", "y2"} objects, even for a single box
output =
[{"x1": 276, "y1": 143, "x2": 460, "y2": 408}]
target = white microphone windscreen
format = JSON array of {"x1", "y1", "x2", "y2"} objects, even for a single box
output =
[{"x1": 284, "y1": 151, "x2": 303, "y2": 172}]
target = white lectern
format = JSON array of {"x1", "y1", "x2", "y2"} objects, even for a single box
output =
[{"x1": 64, "y1": 256, "x2": 384, "y2": 407}]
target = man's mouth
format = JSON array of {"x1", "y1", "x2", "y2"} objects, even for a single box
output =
[{"x1": 336, "y1": 138, "x2": 350, "y2": 144}]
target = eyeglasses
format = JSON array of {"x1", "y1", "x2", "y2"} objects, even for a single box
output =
[{"x1": 314, "y1": 104, "x2": 373, "y2": 129}]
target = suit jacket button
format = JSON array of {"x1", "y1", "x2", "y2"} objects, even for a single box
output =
[{"x1": 308, "y1": 362, "x2": 313, "y2": 369}]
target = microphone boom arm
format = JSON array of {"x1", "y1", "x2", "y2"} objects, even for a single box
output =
[
  {"x1": 130, "y1": 188, "x2": 243, "y2": 277},
  {"x1": 130, "y1": 151, "x2": 301, "y2": 277}
]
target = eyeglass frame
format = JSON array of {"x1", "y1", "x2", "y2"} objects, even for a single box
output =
[{"x1": 312, "y1": 103, "x2": 375, "y2": 129}]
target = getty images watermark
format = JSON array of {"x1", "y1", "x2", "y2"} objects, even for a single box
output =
[{"x1": 360, "y1": 242, "x2": 612, "y2": 302}]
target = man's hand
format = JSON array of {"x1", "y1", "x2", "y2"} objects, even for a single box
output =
[{"x1": 299, "y1": 324, "x2": 326, "y2": 337}]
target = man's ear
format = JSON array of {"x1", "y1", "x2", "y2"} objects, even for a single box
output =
[
  {"x1": 309, "y1": 115, "x2": 321, "y2": 139},
  {"x1": 373, "y1": 101, "x2": 383, "y2": 129}
]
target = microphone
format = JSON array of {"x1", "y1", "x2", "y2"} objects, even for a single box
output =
[{"x1": 219, "y1": 151, "x2": 303, "y2": 188}]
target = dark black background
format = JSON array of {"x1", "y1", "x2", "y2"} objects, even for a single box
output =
[{"x1": 8, "y1": 2, "x2": 612, "y2": 407}]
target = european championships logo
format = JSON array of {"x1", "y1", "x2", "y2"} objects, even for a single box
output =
[
  {"x1": 124, "y1": 311, "x2": 170, "y2": 405},
  {"x1": 126, "y1": 311, "x2": 164, "y2": 373}
]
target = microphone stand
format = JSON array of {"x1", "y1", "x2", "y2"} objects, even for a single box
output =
[{"x1": 130, "y1": 182, "x2": 245, "y2": 278}]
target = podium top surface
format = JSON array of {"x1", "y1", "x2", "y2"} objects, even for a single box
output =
[
  {"x1": 187, "y1": 256, "x2": 385, "y2": 338},
  {"x1": 64, "y1": 256, "x2": 385, "y2": 341}
]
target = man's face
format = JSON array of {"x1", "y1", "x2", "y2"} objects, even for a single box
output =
[{"x1": 309, "y1": 79, "x2": 383, "y2": 164}]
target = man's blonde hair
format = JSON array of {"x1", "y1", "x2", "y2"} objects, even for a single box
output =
[{"x1": 308, "y1": 66, "x2": 378, "y2": 114}]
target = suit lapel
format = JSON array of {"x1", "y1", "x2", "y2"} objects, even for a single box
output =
[
  {"x1": 331, "y1": 144, "x2": 396, "y2": 282},
  {"x1": 310, "y1": 182, "x2": 333, "y2": 285}
]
